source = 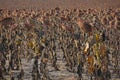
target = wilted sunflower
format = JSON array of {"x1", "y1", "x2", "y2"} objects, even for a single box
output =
[
  {"x1": 0, "y1": 17, "x2": 15, "y2": 27},
  {"x1": 100, "y1": 44, "x2": 107, "y2": 57},
  {"x1": 77, "y1": 19, "x2": 93, "y2": 35}
]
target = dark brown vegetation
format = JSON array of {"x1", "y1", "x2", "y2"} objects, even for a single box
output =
[{"x1": 0, "y1": 8, "x2": 120, "y2": 80}]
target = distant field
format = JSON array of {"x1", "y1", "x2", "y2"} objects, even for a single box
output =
[{"x1": 0, "y1": 0, "x2": 120, "y2": 9}]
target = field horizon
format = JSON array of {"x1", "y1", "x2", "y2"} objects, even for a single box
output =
[{"x1": 0, "y1": 0, "x2": 120, "y2": 10}]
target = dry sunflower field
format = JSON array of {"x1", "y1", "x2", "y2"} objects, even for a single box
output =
[{"x1": 0, "y1": 8, "x2": 120, "y2": 80}]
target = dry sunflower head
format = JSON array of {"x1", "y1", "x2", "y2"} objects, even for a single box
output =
[{"x1": 77, "y1": 18, "x2": 93, "y2": 35}]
